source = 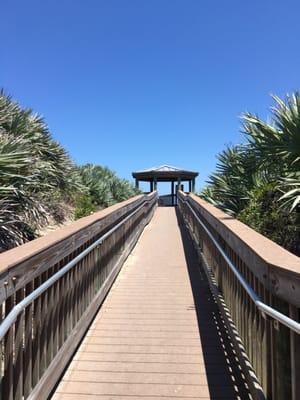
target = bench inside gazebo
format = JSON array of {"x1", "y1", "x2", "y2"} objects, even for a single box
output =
[{"x1": 132, "y1": 165, "x2": 198, "y2": 205}]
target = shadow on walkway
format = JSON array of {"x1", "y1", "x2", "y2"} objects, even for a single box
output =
[{"x1": 176, "y1": 208, "x2": 252, "y2": 400}]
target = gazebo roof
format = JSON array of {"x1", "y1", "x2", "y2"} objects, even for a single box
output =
[{"x1": 132, "y1": 164, "x2": 198, "y2": 182}]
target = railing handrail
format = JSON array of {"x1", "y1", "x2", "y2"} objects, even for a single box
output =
[
  {"x1": 0, "y1": 192, "x2": 157, "y2": 341},
  {"x1": 178, "y1": 192, "x2": 300, "y2": 335},
  {"x1": 186, "y1": 193, "x2": 299, "y2": 272},
  {"x1": 0, "y1": 194, "x2": 150, "y2": 276}
]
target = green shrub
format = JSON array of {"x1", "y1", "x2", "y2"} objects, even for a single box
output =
[
  {"x1": 238, "y1": 183, "x2": 300, "y2": 256},
  {"x1": 200, "y1": 92, "x2": 300, "y2": 256},
  {"x1": 0, "y1": 91, "x2": 81, "y2": 250},
  {"x1": 74, "y1": 194, "x2": 96, "y2": 220},
  {"x1": 77, "y1": 164, "x2": 140, "y2": 208}
]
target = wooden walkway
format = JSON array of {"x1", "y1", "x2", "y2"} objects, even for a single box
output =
[{"x1": 52, "y1": 207, "x2": 251, "y2": 400}]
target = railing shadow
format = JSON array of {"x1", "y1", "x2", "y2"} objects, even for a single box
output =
[{"x1": 175, "y1": 208, "x2": 252, "y2": 400}]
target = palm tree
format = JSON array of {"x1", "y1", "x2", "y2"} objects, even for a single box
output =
[
  {"x1": 200, "y1": 92, "x2": 300, "y2": 255},
  {"x1": 75, "y1": 164, "x2": 139, "y2": 218},
  {"x1": 202, "y1": 145, "x2": 260, "y2": 215},
  {"x1": 242, "y1": 93, "x2": 300, "y2": 211},
  {"x1": 0, "y1": 91, "x2": 81, "y2": 250}
]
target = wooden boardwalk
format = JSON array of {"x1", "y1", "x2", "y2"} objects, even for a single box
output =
[{"x1": 52, "y1": 207, "x2": 251, "y2": 400}]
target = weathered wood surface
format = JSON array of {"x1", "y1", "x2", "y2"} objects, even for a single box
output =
[
  {"x1": 52, "y1": 207, "x2": 251, "y2": 400},
  {"x1": 181, "y1": 192, "x2": 300, "y2": 307},
  {"x1": 0, "y1": 192, "x2": 157, "y2": 400},
  {"x1": 178, "y1": 191, "x2": 300, "y2": 400},
  {"x1": 0, "y1": 194, "x2": 146, "y2": 303}
]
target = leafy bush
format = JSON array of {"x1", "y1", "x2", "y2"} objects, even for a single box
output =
[
  {"x1": 238, "y1": 183, "x2": 300, "y2": 255},
  {"x1": 0, "y1": 91, "x2": 81, "y2": 250},
  {"x1": 74, "y1": 194, "x2": 96, "y2": 219},
  {"x1": 0, "y1": 91, "x2": 139, "y2": 250},
  {"x1": 74, "y1": 164, "x2": 140, "y2": 219},
  {"x1": 200, "y1": 92, "x2": 300, "y2": 256}
]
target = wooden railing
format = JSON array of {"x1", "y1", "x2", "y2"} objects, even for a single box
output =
[
  {"x1": 0, "y1": 192, "x2": 157, "y2": 400},
  {"x1": 178, "y1": 191, "x2": 300, "y2": 400}
]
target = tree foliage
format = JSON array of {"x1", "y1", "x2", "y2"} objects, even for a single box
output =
[
  {"x1": 0, "y1": 91, "x2": 139, "y2": 251},
  {"x1": 74, "y1": 164, "x2": 140, "y2": 219},
  {"x1": 0, "y1": 91, "x2": 81, "y2": 250},
  {"x1": 200, "y1": 93, "x2": 300, "y2": 256}
]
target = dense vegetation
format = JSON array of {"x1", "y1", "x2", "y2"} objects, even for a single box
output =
[
  {"x1": 74, "y1": 164, "x2": 140, "y2": 219},
  {"x1": 201, "y1": 93, "x2": 300, "y2": 256},
  {"x1": 0, "y1": 91, "x2": 139, "y2": 252}
]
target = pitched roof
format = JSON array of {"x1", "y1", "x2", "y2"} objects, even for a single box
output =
[
  {"x1": 135, "y1": 164, "x2": 181, "y2": 173},
  {"x1": 132, "y1": 165, "x2": 198, "y2": 181}
]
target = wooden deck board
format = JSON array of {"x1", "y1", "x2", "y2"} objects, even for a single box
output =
[{"x1": 52, "y1": 207, "x2": 251, "y2": 400}]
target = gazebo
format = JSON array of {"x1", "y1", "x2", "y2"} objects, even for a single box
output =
[{"x1": 132, "y1": 165, "x2": 198, "y2": 206}]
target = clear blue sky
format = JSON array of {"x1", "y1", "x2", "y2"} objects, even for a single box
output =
[{"x1": 1, "y1": 0, "x2": 300, "y2": 192}]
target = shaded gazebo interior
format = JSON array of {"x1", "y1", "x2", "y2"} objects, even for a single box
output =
[{"x1": 132, "y1": 165, "x2": 198, "y2": 206}]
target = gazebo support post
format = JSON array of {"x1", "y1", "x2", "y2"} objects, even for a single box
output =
[
  {"x1": 171, "y1": 181, "x2": 174, "y2": 206},
  {"x1": 150, "y1": 181, "x2": 153, "y2": 192},
  {"x1": 192, "y1": 178, "x2": 195, "y2": 192},
  {"x1": 177, "y1": 178, "x2": 181, "y2": 190},
  {"x1": 176, "y1": 178, "x2": 181, "y2": 206},
  {"x1": 153, "y1": 177, "x2": 157, "y2": 191},
  {"x1": 135, "y1": 179, "x2": 139, "y2": 190},
  {"x1": 188, "y1": 180, "x2": 192, "y2": 192}
]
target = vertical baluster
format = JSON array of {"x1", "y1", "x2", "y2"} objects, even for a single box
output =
[
  {"x1": 65, "y1": 267, "x2": 70, "y2": 338},
  {"x1": 93, "y1": 246, "x2": 98, "y2": 296},
  {"x1": 75, "y1": 260, "x2": 81, "y2": 324},
  {"x1": 242, "y1": 263, "x2": 247, "y2": 351},
  {"x1": 289, "y1": 305, "x2": 300, "y2": 400},
  {"x1": 232, "y1": 255, "x2": 237, "y2": 324},
  {"x1": 261, "y1": 287, "x2": 272, "y2": 397},
  {"x1": 53, "y1": 265, "x2": 60, "y2": 358},
  {"x1": 3, "y1": 295, "x2": 14, "y2": 400},
  {"x1": 24, "y1": 281, "x2": 33, "y2": 398},
  {"x1": 85, "y1": 250, "x2": 90, "y2": 308},
  {"x1": 239, "y1": 260, "x2": 243, "y2": 340},
  {"x1": 104, "y1": 237, "x2": 109, "y2": 281},
  {"x1": 228, "y1": 250, "x2": 232, "y2": 307},
  {"x1": 69, "y1": 267, "x2": 75, "y2": 331},
  {"x1": 88, "y1": 249, "x2": 93, "y2": 303},
  {"x1": 78, "y1": 256, "x2": 83, "y2": 319},
  {"x1": 269, "y1": 292, "x2": 278, "y2": 400},
  {"x1": 273, "y1": 297, "x2": 291, "y2": 400},
  {"x1": 250, "y1": 271, "x2": 255, "y2": 368},
  {"x1": 99, "y1": 242, "x2": 104, "y2": 288},
  {"x1": 64, "y1": 265, "x2": 70, "y2": 341},
  {"x1": 0, "y1": 304, "x2": 3, "y2": 396},
  {"x1": 58, "y1": 262, "x2": 65, "y2": 349},
  {"x1": 80, "y1": 254, "x2": 86, "y2": 316},
  {"x1": 107, "y1": 235, "x2": 113, "y2": 276},
  {"x1": 246, "y1": 268, "x2": 251, "y2": 360},
  {"x1": 14, "y1": 288, "x2": 25, "y2": 400},
  {"x1": 32, "y1": 276, "x2": 41, "y2": 388},
  {"x1": 89, "y1": 249, "x2": 94, "y2": 303},
  {"x1": 253, "y1": 276, "x2": 259, "y2": 379},
  {"x1": 83, "y1": 253, "x2": 88, "y2": 312},
  {"x1": 80, "y1": 250, "x2": 86, "y2": 314},
  {"x1": 40, "y1": 272, "x2": 48, "y2": 376},
  {"x1": 96, "y1": 240, "x2": 100, "y2": 285},
  {"x1": 46, "y1": 269, "x2": 54, "y2": 368}
]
